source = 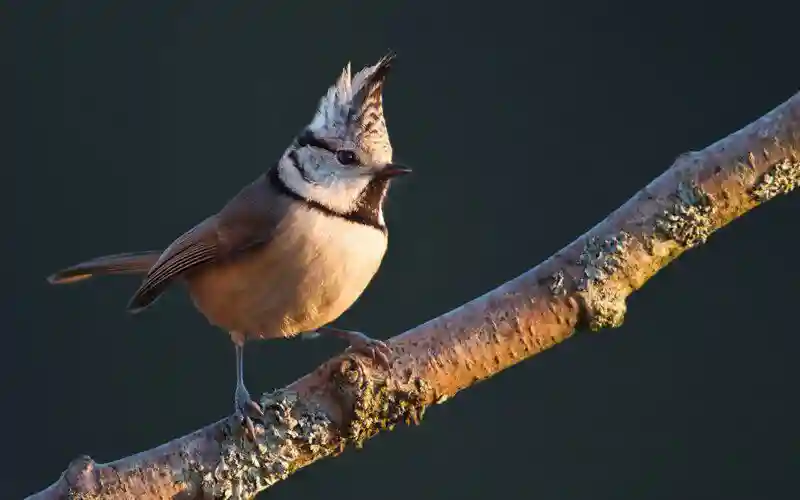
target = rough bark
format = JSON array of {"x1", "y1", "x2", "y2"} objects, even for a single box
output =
[{"x1": 27, "y1": 91, "x2": 800, "y2": 500}]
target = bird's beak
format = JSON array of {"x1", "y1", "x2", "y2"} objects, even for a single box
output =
[{"x1": 377, "y1": 163, "x2": 413, "y2": 178}]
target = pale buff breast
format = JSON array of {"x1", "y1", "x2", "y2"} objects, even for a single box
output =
[{"x1": 185, "y1": 205, "x2": 388, "y2": 341}]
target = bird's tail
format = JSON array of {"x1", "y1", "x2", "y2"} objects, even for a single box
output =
[{"x1": 47, "y1": 251, "x2": 162, "y2": 285}]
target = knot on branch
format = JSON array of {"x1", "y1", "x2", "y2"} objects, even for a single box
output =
[
  {"x1": 577, "y1": 282, "x2": 627, "y2": 331},
  {"x1": 575, "y1": 232, "x2": 630, "y2": 331},
  {"x1": 195, "y1": 390, "x2": 336, "y2": 499},
  {"x1": 63, "y1": 455, "x2": 97, "y2": 499},
  {"x1": 333, "y1": 357, "x2": 431, "y2": 449}
]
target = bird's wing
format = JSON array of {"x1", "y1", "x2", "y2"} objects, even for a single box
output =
[{"x1": 127, "y1": 172, "x2": 290, "y2": 312}]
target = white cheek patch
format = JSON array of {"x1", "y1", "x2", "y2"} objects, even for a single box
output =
[
  {"x1": 293, "y1": 148, "x2": 341, "y2": 186},
  {"x1": 325, "y1": 176, "x2": 372, "y2": 213},
  {"x1": 279, "y1": 154, "x2": 371, "y2": 215}
]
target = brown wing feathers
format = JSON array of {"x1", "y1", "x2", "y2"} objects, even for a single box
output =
[
  {"x1": 126, "y1": 173, "x2": 287, "y2": 313},
  {"x1": 48, "y1": 172, "x2": 288, "y2": 314},
  {"x1": 126, "y1": 218, "x2": 220, "y2": 313}
]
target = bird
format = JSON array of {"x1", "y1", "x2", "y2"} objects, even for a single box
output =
[{"x1": 47, "y1": 53, "x2": 411, "y2": 437}]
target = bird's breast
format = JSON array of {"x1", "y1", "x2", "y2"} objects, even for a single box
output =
[{"x1": 186, "y1": 205, "x2": 388, "y2": 340}]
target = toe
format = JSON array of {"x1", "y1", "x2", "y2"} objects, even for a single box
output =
[
  {"x1": 371, "y1": 340, "x2": 392, "y2": 367},
  {"x1": 243, "y1": 415, "x2": 257, "y2": 440},
  {"x1": 374, "y1": 349, "x2": 391, "y2": 369},
  {"x1": 375, "y1": 340, "x2": 392, "y2": 356},
  {"x1": 359, "y1": 341, "x2": 392, "y2": 368},
  {"x1": 246, "y1": 399, "x2": 264, "y2": 416}
]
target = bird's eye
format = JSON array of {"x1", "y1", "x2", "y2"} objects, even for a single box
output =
[{"x1": 335, "y1": 149, "x2": 359, "y2": 165}]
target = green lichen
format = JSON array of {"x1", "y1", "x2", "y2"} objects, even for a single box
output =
[
  {"x1": 575, "y1": 232, "x2": 631, "y2": 331},
  {"x1": 198, "y1": 390, "x2": 336, "y2": 499},
  {"x1": 576, "y1": 233, "x2": 630, "y2": 291},
  {"x1": 67, "y1": 491, "x2": 99, "y2": 500},
  {"x1": 579, "y1": 283, "x2": 627, "y2": 331},
  {"x1": 333, "y1": 359, "x2": 430, "y2": 449},
  {"x1": 548, "y1": 269, "x2": 566, "y2": 296},
  {"x1": 67, "y1": 488, "x2": 99, "y2": 500},
  {"x1": 655, "y1": 180, "x2": 715, "y2": 248},
  {"x1": 751, "y1": 158, "x2": 800, "y2": 202}
]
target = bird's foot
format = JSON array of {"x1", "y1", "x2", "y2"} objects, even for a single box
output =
[
  {"x1": 317, "y1": 327, "x2": 392, "y2": 368},
  {"x1": 234, "y1": 383, "x2": 264, "y2": 440},
  {"x1": 348, "y1": 331, "x2": 392, "y2": 368}
]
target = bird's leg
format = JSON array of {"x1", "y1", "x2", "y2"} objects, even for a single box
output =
[
  {"x1": 314, "y1": 326, "x2": 392, "y2": 368},
  {"x1": 233, "y1": 340, "x2": 264, "y2": 439}
]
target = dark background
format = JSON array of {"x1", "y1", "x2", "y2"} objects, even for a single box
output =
[{"x1": 3, "y1": 1, "x2": 799, "y2": 498}]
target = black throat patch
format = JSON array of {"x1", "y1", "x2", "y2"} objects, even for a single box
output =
[{"x1": 268, "y1": 165, "x2": 389, "y2": 233}]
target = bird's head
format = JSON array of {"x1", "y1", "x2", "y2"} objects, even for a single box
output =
[{"x1": 276, "y1": 53, "x2": 411, "y2": 224}]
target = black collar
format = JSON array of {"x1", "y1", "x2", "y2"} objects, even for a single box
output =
[{"x1": 267, "y1": 166, "x2": 389, "y2": 233}]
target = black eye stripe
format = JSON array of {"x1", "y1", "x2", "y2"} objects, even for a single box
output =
[
  {"x1": 297, "y1": 129, "x2": 362, "y2": 166},
  {"x1": 296, "y1": 130, "x2": 335, "y2": 153}
]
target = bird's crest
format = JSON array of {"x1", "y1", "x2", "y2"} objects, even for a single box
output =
[{"x1": 308, "y1": 52, "x2": 395, "y2": 163}]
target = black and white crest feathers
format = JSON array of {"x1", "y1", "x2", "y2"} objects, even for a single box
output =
[{"x1": 308, "y1": 52, "x2": 395, "y2": 164}]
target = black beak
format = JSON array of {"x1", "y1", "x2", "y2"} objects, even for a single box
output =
[{"x1": 378, "y1": 163, "x2": 413, "y2": 178}]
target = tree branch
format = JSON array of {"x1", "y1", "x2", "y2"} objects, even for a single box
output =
[{"x1": 27, "y1": 91, "x2": 800, "y2": 500}]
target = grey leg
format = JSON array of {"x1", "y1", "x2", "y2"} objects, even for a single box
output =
[
  {"x1": 315, "y1": 326, "x2": 392, "y2": 368},
  {"x1": 233, "y1": 342, "x2": 263, "y2": 438}
]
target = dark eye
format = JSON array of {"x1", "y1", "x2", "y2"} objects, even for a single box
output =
[{"x1": 335, "y1": 149, "x2": 359, "y2": 165}]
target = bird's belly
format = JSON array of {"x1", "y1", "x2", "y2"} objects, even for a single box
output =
[{"x1": 186, "y1": 209, "x2": 387, "y2": 340}]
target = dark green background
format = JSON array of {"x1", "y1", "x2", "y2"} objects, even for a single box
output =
[{"x1": 3, "y1": 1, "x2": 799, "y2": 498}]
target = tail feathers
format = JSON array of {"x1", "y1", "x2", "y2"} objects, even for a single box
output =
[{"x1": 47, "y1": 251, "x2": 162, "y2": 285}]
